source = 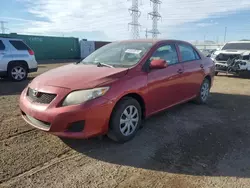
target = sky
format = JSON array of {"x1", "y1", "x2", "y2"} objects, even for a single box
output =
[{"x1": 0, "y1": 0, "x2": 250, "y2": 42}]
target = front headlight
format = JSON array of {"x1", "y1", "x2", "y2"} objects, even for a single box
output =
[
  {"x1": 62, "y1": 87, "x2": 110, "y2": 106},
  {"x1": 210, "y1": 54, "x2": 217, "y2": 61}
]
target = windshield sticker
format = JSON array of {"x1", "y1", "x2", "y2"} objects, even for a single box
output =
[{"x1": 125, "y1": 49, "x2": 142, "y2": 54}]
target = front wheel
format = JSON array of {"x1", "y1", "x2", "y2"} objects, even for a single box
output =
[
  {"x1": 107, "y1": 97, "x2": 142, "y2": 143},
  {"x1": 194, "y1": 78, "x2": 211, "y2": 104}
]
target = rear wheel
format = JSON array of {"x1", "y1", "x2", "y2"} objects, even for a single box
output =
[
  {"x1": 108, "y1": 97, "x2": 142, "y2": 143},
  {"x1": 8, "y1": 64, "x2": 28, "y2": 82},
  {"x1": 215, "y1": 71, "x2": 218, "y2": 76},
  {"x1": 194, "y1": 78, "x2": 210, "y2": 104}
]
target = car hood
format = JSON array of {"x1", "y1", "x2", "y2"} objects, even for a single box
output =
[
  {"x1": 214, "y1": 49, "x2": 250, "y2": 56},
  {"x1": 30, "y1": 63, "x2": 128, "y2": 90}
]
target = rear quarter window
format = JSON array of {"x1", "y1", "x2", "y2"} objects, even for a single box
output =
[
  {"x1": 0, "y1": 40, "x2": 5, "y2": 50},
  {"x1": 9, "y1": 40, "x2": 30, "y2": 50}
]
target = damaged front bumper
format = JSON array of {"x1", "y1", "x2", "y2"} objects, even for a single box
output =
[
  {"x1": 215, "y1": 60, "x2": 250, "y2": 74},
  {"x1": 213, "y1": 54, "x2": 250, "y2": 75}
]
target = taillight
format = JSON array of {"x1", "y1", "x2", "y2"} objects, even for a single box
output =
[{"x1": 28, "y1": 49, "x2": 34, "y2": 55}]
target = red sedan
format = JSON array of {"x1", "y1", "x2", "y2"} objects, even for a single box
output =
[{"x1": 19, "y1": 39, "x2": 215, "y2": 142}]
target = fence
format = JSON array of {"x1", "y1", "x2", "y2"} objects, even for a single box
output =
[
  {"x1": 0, "y1": 33, "x2": 81, "y2": 60},
  {"x1": 193, "y1": 44, "x2": 225, "y2": 50}
]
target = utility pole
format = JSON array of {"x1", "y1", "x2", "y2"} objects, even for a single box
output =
[
  {"x1": 148, "y1": 0, "x2": 162, "y2": 39},
  {"x1": 128, "y1": 0, "x2": 141, "y2": 39},
  {"x1": 0, "y1": 21, "x2": 8, "y2": 34},
  {"x1": 145, "y1": 28, "x2": 148, "y2": 38},
  {"x1": 203, "y1": 35, "x2": 206, "y2": 50},
  {"x1": 224, "y1": 27, "x2": 227, "y2": 43}
]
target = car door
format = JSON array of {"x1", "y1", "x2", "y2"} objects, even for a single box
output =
[
  {"x1": 176, "y1": 42, "x2": 205, "y2": 100},
  {"x1": 146, "y1": 43, "x2": 185, "y2": 115},
  {"x1": 0, "y1": 39, "x2": 9, "y2": 73}
]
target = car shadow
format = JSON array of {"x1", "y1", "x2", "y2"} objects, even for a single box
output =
[
  {"x1": 61, "y1": 92, "x2": 250, "y2": 178},
  {"x1": 0, "y1": 77, "x2": 33, "y2": 96}
]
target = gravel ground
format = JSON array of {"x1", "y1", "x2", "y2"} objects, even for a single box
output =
[{"x1": 1, "y1": 62, "x2": 250, "y2": 188}]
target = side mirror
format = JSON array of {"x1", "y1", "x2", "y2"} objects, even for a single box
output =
[
  {"x1": 150, "y1": 59, "x2": 168, "y2": 69},
  {"x1": 207, "y1": 54, "x2": 211, "y2": 57}
]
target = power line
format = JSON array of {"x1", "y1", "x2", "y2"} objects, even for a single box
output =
[
  {"x1": 128, "y1": 0, "x2": 141, "y2": 39},
  {"x1": 147, "y1": 0, "x2": 162, "y2": 39}
]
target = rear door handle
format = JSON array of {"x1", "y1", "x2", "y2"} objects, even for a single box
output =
[
  {"x1": 177, "y1": 69, "x2": 183, "y2": 74},
  {"x1": 200, "y1": 64, "x2": 204, "y2": 69}
]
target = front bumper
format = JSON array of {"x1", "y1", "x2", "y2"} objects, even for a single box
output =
[
  {"x1": 19, "y1": 86, "x2": 115, "y2": 139},
  {"x1": 29, "y1": 67, "x2": 38, "y2": 73}
]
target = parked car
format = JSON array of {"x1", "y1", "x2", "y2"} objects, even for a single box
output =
[
  {"x1": 19, "y1": 39, "x2": 215, "y2": 143},
  {"x1": 200, "y1": 49, "x2": 209, "y2": 57},
  {"x1": 211, "y1": 40, "x2": 250, "y2": 76},
  {"x1": 201, "y1": 49, "x2": 217, "y2": 57},
  {"x1": 0, "y1": 37, "x2": 38, "y2": 81}
]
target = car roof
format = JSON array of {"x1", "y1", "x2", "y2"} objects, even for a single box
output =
[{"x1": 114, "y1": 39, "x2": 191, "y2": 44}]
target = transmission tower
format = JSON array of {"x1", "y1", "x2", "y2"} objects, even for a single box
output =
[
  {"x1": 0, "y1": 21, "x2": 8, "y2": 34},
  {"x1": 128, "y1": 0, "x2": 141, "y2": 39},
  {"x1": 148, "y1": 0, "x2": 162, "y2": 39}
]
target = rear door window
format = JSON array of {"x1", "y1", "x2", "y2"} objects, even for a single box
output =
[
  {"x1": 9, "y1": 40, "x2": 30, "y2": 50},
  {"x1": 178, "y1": 43, "x2": 201, "y2": 62},
  {"x1": 0, "y1": 40, "x2": 5, "y2": 50}
]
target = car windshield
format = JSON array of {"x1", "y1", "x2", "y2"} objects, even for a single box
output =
[
  {"x1": 80, "y1": 41, "x2": 153, "y2": 68},
  {"x1": 222, "y1": 43, "x2": 250, "y2": 50}
]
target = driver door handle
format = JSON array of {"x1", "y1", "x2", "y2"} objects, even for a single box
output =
[{"x1": 200, "y1": 64, "x2": 204, "y2": 69}]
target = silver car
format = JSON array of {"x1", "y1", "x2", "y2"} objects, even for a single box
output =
[{"x1": 0, "y1": 37, "x2": 38, "y2": 81}]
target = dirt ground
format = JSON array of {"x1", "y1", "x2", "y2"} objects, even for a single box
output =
[{"x1": 1, "y1": 62, "x2": 250, "y2": 188}]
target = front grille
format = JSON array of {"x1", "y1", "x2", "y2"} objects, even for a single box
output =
[
  {"x1": 215, "y1": 53, "x2": 240, "y2": 61},
  {"x1": 216, "y1": 64, "x2": 227, "y2": 68},
  {"x1": 27, "y1": 88, "x2": 56, "y2": 104}
]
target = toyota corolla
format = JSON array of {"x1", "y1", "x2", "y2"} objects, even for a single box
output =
[{"x1": 19, "y1": 39, "x2": 215, "y2": 142}]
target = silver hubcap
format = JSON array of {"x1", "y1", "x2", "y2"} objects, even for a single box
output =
[
  {"x1": 201, "y1": 81, "x2": 210, "y2": 101},
  {"x1": 11, "y1": 66, "x2": 26, "y2": 80},
  {"x1": 120, "y1": 105, "x2": 139, "y2": 136}
]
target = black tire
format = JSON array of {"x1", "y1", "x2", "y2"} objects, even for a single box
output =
[
  {"x1": 194, "y1": 78, "x2": 211, "y2": 104},
  {"x1": 8, "y1": 64, "x2": 28, "y2": 82},
  {"x1": 215, "y1": 71, "x2": 218, "y2": 76},
  {"x1": 107, "y1": 97, "x2": 142, "y2": 143}
]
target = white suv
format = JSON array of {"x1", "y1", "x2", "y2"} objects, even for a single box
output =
[
  {"x1": 0, "y1": 37, "x2": 38, "y2": 81},
  {"x1": 211, "y1": 41, "x2": 250, "y2": 75}
]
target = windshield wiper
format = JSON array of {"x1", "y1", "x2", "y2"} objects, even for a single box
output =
[{"x1": 96, "y1": 62, "x2": 114, "y2": 68}]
